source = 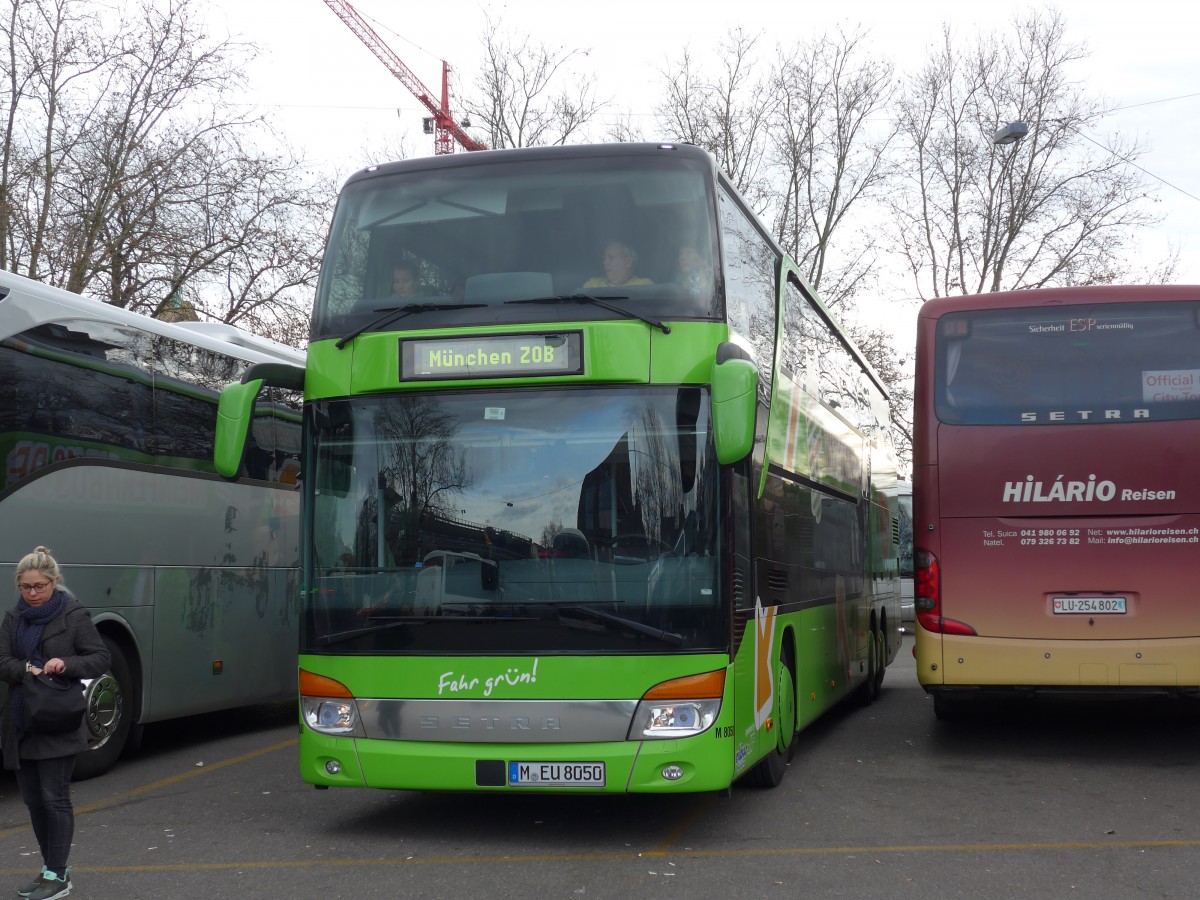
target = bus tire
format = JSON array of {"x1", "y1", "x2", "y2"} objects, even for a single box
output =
[
  {"x1": 74, "y1": 637, "x2": 135, "y2": 781},
  {"x1": 743, "y1": 647, "x2": 797, "y2": 789},
  {"x1": 871, "y1": 620, "x2": 886, "y2": 699},
  {"x1": 855, "y1": 630, "x2": 877, "y2": 707}
]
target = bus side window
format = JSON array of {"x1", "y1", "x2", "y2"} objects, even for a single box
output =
[
  {"x1": 0, "y1": 325, "x2": 156, "y2": 487},
  {"x1": 717, "y1": 188, "x2": 778, "y2": 405}
]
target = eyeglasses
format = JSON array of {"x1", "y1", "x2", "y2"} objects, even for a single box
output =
[{"x1": 18, "y1": 581, "x2": 52, "y2": 594}]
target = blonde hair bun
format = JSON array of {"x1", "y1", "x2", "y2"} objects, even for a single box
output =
[{"x1": 16, "y1": 546, "x2": 61, "y2": 586}]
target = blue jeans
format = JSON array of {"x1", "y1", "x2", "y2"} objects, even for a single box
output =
[{"x1": 15, "y1": 755, "x2": 76, "y2": 871}]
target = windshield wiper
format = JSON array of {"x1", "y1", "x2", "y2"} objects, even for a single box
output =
[
  {"x1": 335, "y1": 303, "x2": 486, "y2": 350},
  {"x1": 558, "y1": 605, "x2": 684, "y2": 646},
  {"x1": 318, "y1": 618, "x2": 412, "y2": 647},
  {"x1": 507, "y1": 294, "x2": 670, "y2": 334}
]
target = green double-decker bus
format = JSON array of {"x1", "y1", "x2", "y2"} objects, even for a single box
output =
[{"x1": 217, "y1": 143, "x2": 901, "y2": 793}]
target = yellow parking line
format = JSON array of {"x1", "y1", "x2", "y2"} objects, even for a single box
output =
[
  {"x1": 649, "y1": 792, "x2": 719, "y2": 856},
  {"x1": 0, "y1": 737, "x2": 297, "y2": 841}
]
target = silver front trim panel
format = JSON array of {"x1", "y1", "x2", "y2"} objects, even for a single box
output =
[{"x1": 356, "y1": 698, "x2": 639, "y2": 743}]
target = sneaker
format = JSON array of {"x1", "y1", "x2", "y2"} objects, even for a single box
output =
[
  {"x1": 24, "y1": 870, "x2": 70, "y2": 900},
  {"x1": 17, "y1": 866, "x2": 47, "y2": 897}
]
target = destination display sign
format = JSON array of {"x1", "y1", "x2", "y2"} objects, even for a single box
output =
[{"x1": 400, "y1": 332, "x2": 583, "y2": 381}]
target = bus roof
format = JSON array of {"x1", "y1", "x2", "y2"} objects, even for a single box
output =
[
  {"x1": 339, "y1": 142, "x2": 717, "y2": 187},
  {"x1": 918, "y1": 284, "x2": 1200, "y2": 318},
  {"x1": 0, "y1": 270, "x2": 304, "y2": 366}
]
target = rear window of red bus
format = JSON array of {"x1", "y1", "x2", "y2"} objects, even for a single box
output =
[{"x1": 935, "y1": 301, "x2": 1200, "y2": 425}]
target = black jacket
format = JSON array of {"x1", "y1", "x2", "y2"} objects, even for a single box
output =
[{"x1": 0, "y1": 594, "x2": 110, "y2": 769}]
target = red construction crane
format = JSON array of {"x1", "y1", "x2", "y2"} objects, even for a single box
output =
[{"x1": 321, "y1": 0, "x2": 485, "y2": 155}]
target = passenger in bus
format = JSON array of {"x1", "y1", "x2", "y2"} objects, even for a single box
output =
[
  {"x1": 581, "y1": 239, "x2": 653, "y2": 289},
  {"x1": 391, "y1": 262, "x2": 421, "y2": 299},
  {"x1": 0, "y1": 546, "x2": 110, "y2": 900},
  {"x1": 675, "y1": 244, "x2": 710, "y2": 298}
]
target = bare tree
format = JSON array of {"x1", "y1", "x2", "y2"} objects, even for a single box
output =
[
  {"x1": 655, "y1": 26, "x2": 908, "y2": 458},
  {"x1": 0, "y1": 0, "x2": 327, "y2": 345},
  {"x1": 654, "y1": 28, "x2": 895, "y2": 310},
  {"x1": 602, "y1": 112, "x2": 646, "y2": 144},
  {"x1": 771, "y1": 29, "x2": 897, "y2": 310},
  {"x1": 0, "y1": 0, "x2": 108, "y2": 275},
  {"x1": 461, "y1": 14, "x2": 605, "y2": 149},
  {"x1": 891, "y1": 11, "x2": 1167, "y2": 300},
  {"x1": 657, "y1": 30, "x2": 774, "y2": 213},
  {"x1": 173, "y1": 143, "x2": 334, "y2": 340}
]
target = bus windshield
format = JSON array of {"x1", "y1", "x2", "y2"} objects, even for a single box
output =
[
  {"x1": 936, "y1": 300, "x2": 1200, "y2": 425},
  {"x1": 312, "y1": 153, "x2": 721, "y2": 341},
  {"x1": 306, "y1": 386, "x2": 723, "y2": 654}
]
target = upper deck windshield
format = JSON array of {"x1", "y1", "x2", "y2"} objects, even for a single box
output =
[
  {"x1": 305, "y1": 386, "x2": 723, "y2": 654},
  {"x1": 936, "y1": 300, "x2": 1200, "y2": 425},
  {"x1": 312, "y1": 152, "x2": 721, "y2": 342}
]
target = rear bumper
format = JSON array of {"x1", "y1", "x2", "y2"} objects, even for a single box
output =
[{"x1": 916, "y1": 629, "x2": 1200, "y2": 693}]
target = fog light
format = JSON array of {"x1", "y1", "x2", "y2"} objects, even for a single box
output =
[
  {"x1": 325, "y1": 760, "x2": 342, "y2": 775},
  {"x1": 661, "y1": 765, "x2": 684, "y2": 781}
]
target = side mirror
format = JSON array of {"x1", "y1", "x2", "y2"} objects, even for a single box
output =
[
  {"x1": 710, "y1": 348, "x2": 758, "y2": 465},
  {"x1": 214, "y1": 379, "x2": 264, "y2": 478}
]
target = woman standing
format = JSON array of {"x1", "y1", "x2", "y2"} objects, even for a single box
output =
[{"x1": 0, "y1": 547, "x2": 110, "y2": 900}]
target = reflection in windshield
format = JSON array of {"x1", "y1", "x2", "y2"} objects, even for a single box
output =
[
  {"x1": 897, "y1": 491, "x2": 914, "y2": 577},
  {"x1": 305, "y1": 387, "x2": 723, "y2": 654}
]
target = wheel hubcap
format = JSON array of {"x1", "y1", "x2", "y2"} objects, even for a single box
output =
[{"x1": 82, "y1": 672, "x2": 123, "y2": 749}]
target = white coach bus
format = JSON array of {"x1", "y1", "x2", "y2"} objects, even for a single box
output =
[{"x1": 0, "y1": 272, "x2": 302, "y2": 778}]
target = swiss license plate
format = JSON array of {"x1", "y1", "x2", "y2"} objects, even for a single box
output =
[
  {"x1": 1053, "y1": 597, "x2": 1127, "y2": 615},
  {"x1": 508, "y1": 761, "x2": 605, "y2": 787}
]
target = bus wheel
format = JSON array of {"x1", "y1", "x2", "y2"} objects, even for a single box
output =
[
  {"x1": 744, "y1": 653, "x2": 797, "y2": 788},
  {"x1": 855, "y1": 630, "x2": 877, "y2": 707},
  {"x1": 74, "y1": 637, "x2": 135, "y2": 781},
  {"x1": 871, "y1": 623, "x2": 886, "y2": 700}
]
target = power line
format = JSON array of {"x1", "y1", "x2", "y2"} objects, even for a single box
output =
[
  {"x1": 1057, "y1": 121, "x2": 1200, "y2": 205},
  {"x1": 1110, "y1": 90, "x2": 1200, "y2": 112},
  {"x1": 1091, "y1": 137, "x2": 1200, "y2": 203},
  {"x1": 1101, "y1": 92, "x2": 1200, "y2": 202}
]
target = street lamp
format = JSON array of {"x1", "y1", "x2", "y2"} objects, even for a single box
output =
[
  {"x1": 992, "y1": 121, "x2": 1029, "y2": 146},
  {"x1": 989, "y1": 120, "x2": 1028, "y2": 292}
]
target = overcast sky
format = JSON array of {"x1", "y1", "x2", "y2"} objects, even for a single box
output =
[{"x1": 206, "y1": 0, "x2": 1200, "y2": 336}]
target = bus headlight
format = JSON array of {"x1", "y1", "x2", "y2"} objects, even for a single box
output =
[
  {"x1": 301, "y1": 696, "x2": 364, "y2": 736},
  {"x1": 629, "y1": 699, "x2": 721, "y2": 739}
]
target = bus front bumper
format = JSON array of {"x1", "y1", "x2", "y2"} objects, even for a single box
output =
[{"x1": 300, "y1": 729, "x2": 737, "y2": 793}]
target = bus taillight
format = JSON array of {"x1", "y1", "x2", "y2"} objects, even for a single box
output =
[
  {"x1": 913, "y1": 548, "x2": 940, "y2": 630},
  {"x1": 914, "y1": 548, "x2": 976, "y2": 636}
]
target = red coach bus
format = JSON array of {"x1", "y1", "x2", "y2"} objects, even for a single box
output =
[{"x1": 912, "y1": 285, "x2": 1200, "y2": 718}]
